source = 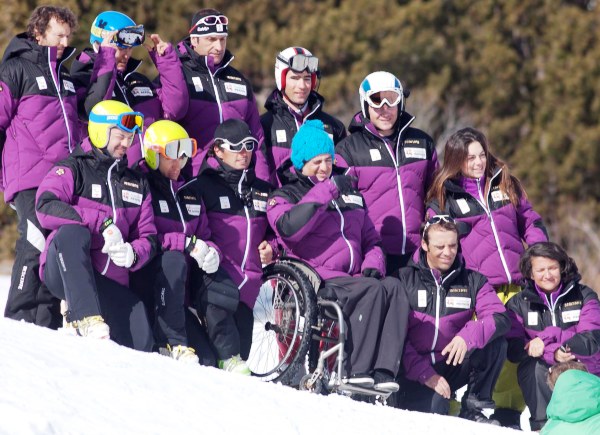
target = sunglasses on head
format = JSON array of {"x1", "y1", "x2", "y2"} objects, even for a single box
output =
[
  {"x1": 365, "y1": 90, "x2": 403, "y2": 109},
  {"x1": 217, "y1": 137, "x2": 257, "y2": 153},
  {"x1": 114, "y1": 25, "x2": 145, "y2": 48},
  {"x1": 148, "y1": 138, "x2": 198, "y2": 160},
  {"x1": 89, "y1": 111, "x2": 144, "y2": 133},
  {"x1": 423, "y1": 215, "x2": 455, "y2": 234},
  {"x1": 279, "y1": 53, "x2": 319, "y2": 73},
  {"x1": 196, "y1": 15, "x2": 229, "y2": 26}
]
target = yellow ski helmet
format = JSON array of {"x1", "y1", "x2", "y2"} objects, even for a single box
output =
[
  {"x1": 88, "y1": 100, "x2": 143, "y2": 149},
  {"x1": 143, "y1": 120, "x2": 197, "y2": 170}
]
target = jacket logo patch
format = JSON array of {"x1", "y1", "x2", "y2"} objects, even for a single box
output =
[
  {"x1": 123, "y1": 181, "x2": 139, "y2": 188},
  {"x1": 226, "y1": 76, "x2": 242, "y2": 81},
  {"x1": 418, "y1": 289, "x2": 427, "y2": 307},
  {"x1": 132, "y1": 87, "x2": 153, "y2": 97},
  {"x1": 63, "y1": 80, "x2": 75, "y2": 93},
  {"x1": 562, "y1": 309, "x2": 581, "y2": 323},
  {"x1": 219, "y1": 196, "x2": 231, "y2": 209},
  {"x1": 122, "y1": 190, "x2": 143, "y2": 205},
  {"x1": 404, "y1": 147, "x2": 426, "y2": 159},
  {"x1": 456, "y1": 198, "x2": 470, "y2": 214},
  {"x1": 92, "y1": 184, "x2": 102, "y2": 198},
  {"x1": 527, "y1": 311, "x2": 538, "y2": 326},
  {"x1": 55, "y1": 168, "x2": 65, "y2": 176},
  {"x1": 268, "y1": 198, "x2": 277, "y2": 207},
  {"x1": 192, "y1": 77, "x2": 203, "y2": 92},
  {"x1": 186, "y1": 204, "x2": 201, "y2": 216},
  {"x1": 36, "y1": 76, "x2": 48, "y2": 90},
  {"x1": 253, "y1": 199, "x2": 267, "y2": 212},
  {"x1": 224, "y1": 82, "x2": 247, "y2": 96},
  {"x1": 276, "y1": 130, "x2": 287, "y2": 143},
  {"x1": 342, "y1": 195, "x2": 363, "y2": 207},
  {"x1": 159, "y1": 200, "x2": 169, "y2": 213},
  {"x1": 370, "y1": 149, "x2": 382, "y2": 161},
  {"x1": 183, "y1": 195, "x2": 196, "y2": 201},
  {"x1": 446, "y1": 297, "x2": 471, "y2": 309},
  {"x1": 491, "y1": 190, "x2": 509, "y2": 202}
]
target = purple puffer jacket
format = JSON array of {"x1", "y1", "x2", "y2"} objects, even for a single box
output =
[
  {"x1": 506, "y1": 279, "x2": 600, "y2": 375},
  {"x1": 194, "y1": 153, "x2": 277, "y2": 308},
  {"x1": 267, "y1": 162, "x2": 385, "y2": 280},
  {"x1": 72, "y1": 44, "x2": 189, "y2": 165},
  {"x1": 176, "y1": 40, "x2": 271, "y2": 182},
  {"x1": 426, "y1": 168, "x2": 548, "y2": 286},
  {"x1": 335, "y1": 111, "x2": 438, "y2": 257},
  {"x1": 400, "y1": 251, "x2": 509, "y2": 384},
  {"x1": 36, "y1": 142, "x2": 157, "y2": 287},
  {"x1": 0, "y1": 34, "x2": 81, "y2": 201},
  {"x1": 136, "y1": 161, "x2": 219, "y2": 256}
]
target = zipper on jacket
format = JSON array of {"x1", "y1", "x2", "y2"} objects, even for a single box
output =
[
  {"x1": 206, "y1": 57, "x2": 233, "y2": 124},
  {"x1": 237, "y1": 170, "x2": 251, "y2": 291},
  {"x1": 333, "y1": 201, "x2": 354, "y2": 274},
  {"x1": 547, "y1": 283, "x2": 574, "y2": 326},
  {"x1": 365, "y1": 117, "x2": 413, "y2": 255},
  {"x1": 47, "y1": 48, "x2": 73, "y2": 153},
  {"x1": 474, "y1": 174, "x2": 512, "y2": 284},
  {"x1": 101, "y1": 160, "x2": 119, "y2": 275},
  {"x1": 170, "y1": 181, "x2": 187, "y2": 233},
  {"x1": 429, "y1": 268, "x2": 458, "y2": 364}
]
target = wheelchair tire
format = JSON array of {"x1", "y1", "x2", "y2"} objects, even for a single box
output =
[{"x1": 248, "y1": 261, "x2": 318, "y2": 385}]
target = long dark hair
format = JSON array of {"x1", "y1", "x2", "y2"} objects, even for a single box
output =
[
  {"x1": 519, "y1": 242, "x2": 580, "y2": 284},
  {"x1": 427, "y1": 127, "x2": 525, "y2": 210}
]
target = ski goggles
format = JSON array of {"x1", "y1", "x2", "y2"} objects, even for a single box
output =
[
  {"x1": 423, "y1": 215, "x2": 455, "y2": 234},
  {"x1": 189, "y1": 15, "x2": 229, "y2": 35},
  {"x1": 148, "y1": 138, "x2": 198, "y2": 160},
  {"x1": 196, "y1": 15, "x2": 229, "y2": 25},
  {"x1": 279, "y1": 53, "x2": 319, "y2": 73},
  {"x1": 114, "y1": 25, "x2": 145, "y2": 48},
  {"x1": 217, "y1": 137, "x2": 257, "y2": 153},
  {"x1": 89, "y1": 111, "x2": 144, "y2": 133},
  {"x1": 365, "y1": 90, "x2": 403, "y2": 108}
]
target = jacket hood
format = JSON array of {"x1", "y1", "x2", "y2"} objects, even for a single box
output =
[
  {"x1": 2, "y1": 32, "x2": 76, "y2": 63},
  {"x1": 546, "y1": 369, "x2": 600, "y2": 423},
  {"x1": 264, "y1": 89, "x2": 325, "y2": 114}
]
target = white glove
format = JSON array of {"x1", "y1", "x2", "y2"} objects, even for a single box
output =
[
  {"x1": 108, "y1": 242, "x2": 136, "y2": 268},
  {"x1": 101, "y1": 221, "x2": 124, "y2": 254},
  {"x1": 186, "y1": 236, "x2": 209, "y2": 269},
  {"x1": 202, "y1": 247, "x2": 220, "y2": 274}
]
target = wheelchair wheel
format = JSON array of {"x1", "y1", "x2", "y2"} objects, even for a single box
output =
[{"x1": 248, "y1": 261, "x2": 317, "y2": 384}]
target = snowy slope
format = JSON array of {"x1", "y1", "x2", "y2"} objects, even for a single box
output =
[{"x1": 0, "y1": 280, "x2": 526, "y2": 435}]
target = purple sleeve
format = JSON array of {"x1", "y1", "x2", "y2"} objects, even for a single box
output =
[
  {"x1": 402, "y1": 338, "x2": 437, "y2": 384},
  {"x1": 160, "y1": 232, "x2": 186, "y2": 252},
  {"x1": 457, "y1": 280, "x2": 509, "y2": 350},
  {"x1": 84, "y1": 47, "x2": 117, "y2": 114},
  {"x1": 149, "y1": 44, "x2": 189, "y2": 120},
  {"x1": 334, "y1": 153, "x2": 350, "y2": 169},
  {"x1": 516, "y1": 197, "x2": 548, "y2": 245},
  {"x1": 36, "y1": 166, "x2": 108, "y2": 232},
  {"x1": 360, "y1": 214, "x2": 385, "y2": 276},
  {"x1": 128, "y1": 192, "x2": 158, "y2": 271},
  {"x1": 0, "y1": 80, "x2": 17, "y2": 130},
  {"x1": 267, "y1": 181, "x2": 338, "y2": 244},
  {"x1": 506, "y1": 309, "x2": 528, "y2": 340}
]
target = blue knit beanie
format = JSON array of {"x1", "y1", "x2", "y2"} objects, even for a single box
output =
[{"x1": 291, "y1": 119, "x2": 335, "y2": 170}]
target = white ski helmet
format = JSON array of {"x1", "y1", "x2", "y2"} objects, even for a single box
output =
[
  {"x1": 275, "y1": 46, "x2": 319, "y2": 92},
  {"x1": 359, "y1": 71, "x2": 405, "y2": 118}
]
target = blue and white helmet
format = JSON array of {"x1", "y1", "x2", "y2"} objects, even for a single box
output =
[
  {"x1": 90, "y1": 11, "x2": 136, "y2": 45},
  {"x1": 359, "y1": 71, "x2": 405, "y2": 118}
]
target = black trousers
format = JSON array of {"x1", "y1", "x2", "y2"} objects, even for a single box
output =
[
  {"x1": 385, "y1": 253, "x2": 412, "y2": 278},
  {"x1": 43, "y1": 224, "x2": 153, "y2": 351},
  {"x1": 324, "y1": 276, "x2": 409, "y2": 377},
  {"x1": 130, "y1": 251, "x2": 189, "y2": 348},
  {"x1": 399, "y1": 337, "x2": 507, "y2": 414},
  {"x1": 517, "y1": 357, "x2": 552, "y2": 431},
  {"x1": 4, "y1": 189, "x2": 61, "y2": 328},
  {"x1": 189, "y1": 266, "x2": 242, "y2": 361}
]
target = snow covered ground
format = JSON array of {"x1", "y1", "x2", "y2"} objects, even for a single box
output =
[{"x1": 0, "y1": 278, "x2": 527, "y2": 434}]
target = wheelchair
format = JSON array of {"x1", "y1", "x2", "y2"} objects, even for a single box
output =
[{"x1": 247, "y1": 258, "x2": 394, "y2": 404}]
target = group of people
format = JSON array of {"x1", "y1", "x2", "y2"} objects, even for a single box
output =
[{"x1": 2, "y1": 4, "x2": 600, "y2": 432}]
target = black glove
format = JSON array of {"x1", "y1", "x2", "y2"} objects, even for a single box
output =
[
  {"x1": 362, "y1": 268, "x2": 382, "y2": 279},
  {"x1": 331, "y1": 174, "x2": 357, "y2": 195}
]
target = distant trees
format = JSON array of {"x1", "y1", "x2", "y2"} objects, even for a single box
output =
[{"x1": 1, "y1": 0, "x2": 599, "y2": 284}]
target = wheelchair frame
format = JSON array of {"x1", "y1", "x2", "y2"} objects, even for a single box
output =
[{"x1": 247, "y1": 258, "x2": 393, "y2": 403}]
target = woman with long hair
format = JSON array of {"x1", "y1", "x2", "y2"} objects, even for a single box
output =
[{"x1": 426, "y1": 127, "x2": 548, "y2": 428}]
